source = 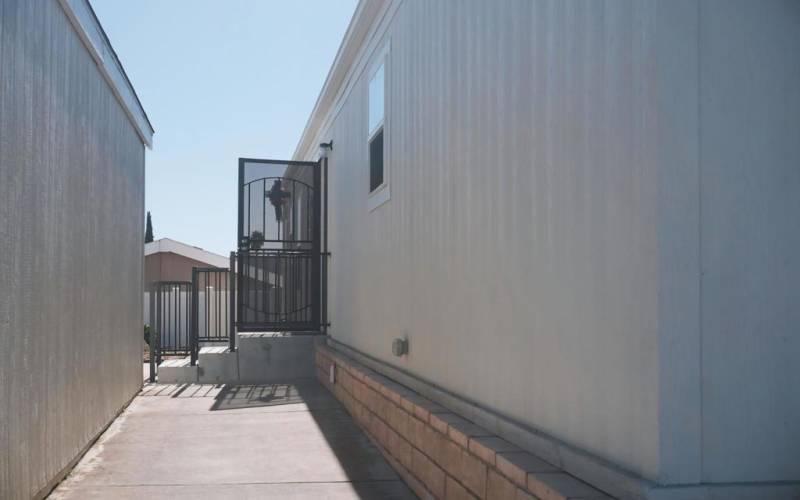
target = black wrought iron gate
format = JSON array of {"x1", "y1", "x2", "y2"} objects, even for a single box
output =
[
  {"x1": 147, "y1": 158, "x2": 326, "y2": 382},
  {"x1": 236, "y1": 158, "x2": 323, "y2": 332}
]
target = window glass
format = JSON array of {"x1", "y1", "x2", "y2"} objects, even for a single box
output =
[
  {"x1": 369, "y1": 129, "x2": 384, "y2": 192},
  {"x1": 368, "y1": 63, "x2": 384, "y2": 135}
]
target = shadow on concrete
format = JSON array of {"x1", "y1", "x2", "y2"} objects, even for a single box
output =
[
  {"x1": 198, "y1": 379, "x2": 416, "y2": 498},
  {"x1": 140, "y1": 382, "x2": 223, "y2": 398},
  {"x1": 293, "y1": 381, "x2": 418, "y2": 499},
  {"x1": 210, "y1": 383, "x2": 308, "y2": 411}
]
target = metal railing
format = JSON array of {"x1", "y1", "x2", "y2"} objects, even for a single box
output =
[
  {"x1": 147, "y1": 264, "x2": 236, "y2": 381},
  {"x1": 190, "y1": 266, "x2": 235, "y2": 364},
  {"x1": 236, "y1": 248, "x2": 317, "y2": 332},
  {"x1": 148, "y1": 281, "x2": 193, "y2": 382}
]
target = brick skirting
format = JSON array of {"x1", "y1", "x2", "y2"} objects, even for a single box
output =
[{"x1": 315, "y1": 343, "x2": 612, "y2": 500}]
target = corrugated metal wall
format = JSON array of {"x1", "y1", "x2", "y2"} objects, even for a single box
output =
[{"x1": 0, "y1": 1, "x2": 145, "y2": 498}]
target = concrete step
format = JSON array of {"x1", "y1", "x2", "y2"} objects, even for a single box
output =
[
  {"x1": 237, "y1": 333, "x2": 316, "y2": 384},
  {"x1": 157, "y1": 357, "x2": 197, "y2": 384},
  {"x1": 197, "y1": 346, "x2": 238, "y2": 384},
  {"x1": 152, "y1": 335, "x2": 317, "y2": 385}
]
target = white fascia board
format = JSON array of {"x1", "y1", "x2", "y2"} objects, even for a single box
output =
[
  {"x1": 292, "y1": 0, "x2": 393, "y2": 161},
  {"x1": 145, "y1": 239, "x2": 229, "y2": 269},
  {"x1": 57, "y1": 0, "x2": 155, "y2": 148}
]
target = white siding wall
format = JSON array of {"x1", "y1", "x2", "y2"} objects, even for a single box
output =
[
  {"x1": 697, "y1": 0, "x2": 800, "y2": 483},
  {"x1": 0, "y1": 2, "x2": 146, "y2": 498},
  {"x1": 300, "y1": 0, "x2": 800, "y2": 485}
]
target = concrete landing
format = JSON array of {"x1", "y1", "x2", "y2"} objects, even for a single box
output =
[
  {"x1": 153, "y1": 334, "x2": 317, "y2": 385},
  {"x1": 49, "y1": 379, "x2": 416, "y2": 500},
  {"x1": 238, "y1": 333, "x2": 316, "y2": 382}
]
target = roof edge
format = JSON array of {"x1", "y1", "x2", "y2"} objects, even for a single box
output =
[
  {"x1": 58, "y1": 0, "x2": 155, "y2": 148},
  {"x1": 292, "y1": 0, "x2": 388, "y2": 160},
  {"x1": 145, "y1": 238, "x2": 229, "y2": 268}
]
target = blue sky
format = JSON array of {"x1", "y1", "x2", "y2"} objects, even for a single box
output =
[{"x1": 91, "y1": 0, "x2": 358, "y2": 256}]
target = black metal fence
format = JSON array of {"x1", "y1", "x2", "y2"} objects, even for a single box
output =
[
  {"x1": 237, "y1": 248, "x2": 317, "y2": 331},
  {"x1": 236, "y1": 158, "x2": 322, "y2": 332},
  {"x1": 147, "y1": 157, "x2": 331, "y2": 382},
  {"x1": 148, "y1": 281, "x2": 192, "y2": 381},
  {"x1": 149, "y1": 281, "x2": 193, "y2": 356},
  {"x1": 191, "y1": 266, "x2": 235, "y2": 364},
  {"x1": 148, "y1": 263, "x2": 236, "y2": 381}
]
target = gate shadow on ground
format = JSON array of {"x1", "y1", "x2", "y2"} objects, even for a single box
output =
[
  {"x1": 205, "y1": 379, "x2": 416, "y2": 499},
  {"x1": 209, "y1": 382, "x2": 316, "y2": 411}
]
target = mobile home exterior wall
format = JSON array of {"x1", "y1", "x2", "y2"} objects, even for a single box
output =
[
  {"x1": 0, "y1": 1, "x2": 153, "y2": 498},
  {"x1": 296, "y1": 0, "x2": 799, "y2": 495}
]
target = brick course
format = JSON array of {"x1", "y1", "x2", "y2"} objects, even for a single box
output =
[{"x1": 315, "y1": 344, "x2": 612, "y2": 500}]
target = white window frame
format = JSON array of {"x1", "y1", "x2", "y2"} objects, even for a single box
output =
[{"x1": 367, "y1": 42, "x2": 390, "y2": 212}]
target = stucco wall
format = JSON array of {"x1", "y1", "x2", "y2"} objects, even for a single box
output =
[
  {"x1": 299, "y1": 0, "x2": 800, "y2": 487},
  {"x1": 0, "y1": 1, "x2": 146, "y2": 498}
]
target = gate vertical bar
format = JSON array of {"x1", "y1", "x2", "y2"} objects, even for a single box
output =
[
  {"x1": 229, "y1": 251, "x2": 236, "y2": 351},
  {"x1": 191, "y1": 268, "x2": 198, "y2": 366}
]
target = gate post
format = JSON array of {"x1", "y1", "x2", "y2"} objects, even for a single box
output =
[
  {"x1": 311, "y1": 161, "x2": 322, "y2": 329},
  {"x1": 229, "y1": 252, "x2": 236, "y2": 351},
  {"x1": 148, "y1": 283, "x2": 156, "y2": 383},
  {"x1": 322, "y1": 155, "x2": 329, "y2": 335},
  {"x1": 154, "y1": 284, "x2": 162, "y2": 369}
]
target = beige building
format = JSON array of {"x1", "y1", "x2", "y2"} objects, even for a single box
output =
[{"x1": 145, "y1": 238, "x2": 229, "y2": 286}]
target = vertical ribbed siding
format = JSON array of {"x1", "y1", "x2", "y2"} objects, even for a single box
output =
[
  {"x1": 316, "y1": 0, "x2": 663, "y2": 480},
  {"x1": 304, "y1": 0, "x2": 800, "y2": 486},
  {"x1": 0, "y1": 1, "x2": 145, "y2": 498}
]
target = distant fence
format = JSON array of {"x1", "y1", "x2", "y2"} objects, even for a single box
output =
[
  {"x1": 191, "y1": 268, "x2": 233, "y2": 346},
  {"x1": 147, "y1": 282, "x2": 192, "y2": 355},
  {"x1": 147, "y1": 262, "x2": 235, "y2": 381},
  {"x1": 144, "y1": 288, "x2": 231, "y2": 350}
]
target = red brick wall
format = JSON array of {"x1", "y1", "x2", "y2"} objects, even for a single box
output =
[{"x1": 315, "y1": 343, "x2": 611, "y2": 500}]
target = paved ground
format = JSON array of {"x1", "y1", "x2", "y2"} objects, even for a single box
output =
[{"x1": 50, "y1": 379, "x2": 416, "y2": 499}]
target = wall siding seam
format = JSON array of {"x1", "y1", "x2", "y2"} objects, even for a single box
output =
[{"x1": 695, "y1": 0, "x2": 704, "y2": 481}]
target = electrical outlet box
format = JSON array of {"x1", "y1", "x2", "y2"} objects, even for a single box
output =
[{"x1": 392, "y1": 337, "x2": 409, "y2": 357}]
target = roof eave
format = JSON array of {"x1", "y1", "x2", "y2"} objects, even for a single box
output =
[
  {"x1": 58, "y1": 0, "x2": 155, "y2": 149},
  {"x1": 292, "y1": 0, "x2": 387, "y2": 161}
]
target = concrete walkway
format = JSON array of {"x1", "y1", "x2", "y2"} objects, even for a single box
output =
[{"x1": 50, "y1": 380, "x2": 416, "y2": 499}]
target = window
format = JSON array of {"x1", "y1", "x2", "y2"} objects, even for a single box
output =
[
  {"x1": 369, "y1": 129, "x2": 384, "y2": 191},
  {"x1": 368, "y1": 62, "x2": 384, "y2": 135},
  {"x1": 368, "y1": 60, "x2": 385, "y2": 195}
]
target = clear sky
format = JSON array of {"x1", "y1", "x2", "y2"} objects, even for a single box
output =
[{"x1": 91, "y1": 0, "x2": 358, "y2": 256}]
